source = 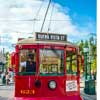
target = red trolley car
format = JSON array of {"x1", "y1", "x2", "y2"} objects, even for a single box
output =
[{"x1": 14, "y1": 32, "x2": 83, "y2": 100}]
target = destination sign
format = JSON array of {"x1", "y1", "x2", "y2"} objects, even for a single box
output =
[{"x1": 35, "y1": 32, "x2": 67, "y2": 42}]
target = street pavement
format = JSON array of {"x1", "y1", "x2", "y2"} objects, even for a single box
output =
[
  {"x1": 0, "y1": 78, "x2": 97, "y2": 100},
  {"x1": 0, "y1": 85, "x2": 14, "y2": 100},
  {"x1": 80, "y1": 88, "x2": 96, "y2": 100},
  {"x1": 80, "y1": 79, "x2": 97, "y2": 100},
  {"x1": 0, "y1": 78, "x2": 14, "y2": 100}
]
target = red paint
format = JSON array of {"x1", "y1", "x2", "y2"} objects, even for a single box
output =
[
  {"x1": 15, "y1": 95, "x2": 82, "y2": 100},
  {"x1": 14, "y1": 42, "x2": 82, "y2": 100}
]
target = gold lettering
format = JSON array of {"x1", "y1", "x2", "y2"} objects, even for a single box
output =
[{"x1": 20, "y1": 90, "x2": 35, "y2": 94}]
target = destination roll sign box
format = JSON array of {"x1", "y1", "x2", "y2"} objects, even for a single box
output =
[{"x1": 35, "y1": 32, "x2": 67, "y2": 42}]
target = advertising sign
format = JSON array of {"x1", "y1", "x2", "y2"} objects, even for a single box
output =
[{"x1": 66, "y1": 80, "x2": 78, "y2": 92}]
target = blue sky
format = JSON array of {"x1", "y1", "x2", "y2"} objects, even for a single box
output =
[
  {"x1": 54, "y1": 0, "x2": 96, "y2": 20},
  {"x1": 54, "y1": 0, "x2": 96, "y2": 32},
  {"x1": 0, "y1": 0, "x2": 96, "y2": 52}
]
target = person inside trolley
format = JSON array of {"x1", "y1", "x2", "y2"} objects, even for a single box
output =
[
  {"x1": 20, "y1": 50, "x2": 36, "y2": 74},
  {"x1": 26, "y1": 53, "x2": 36, "y2": 73}
]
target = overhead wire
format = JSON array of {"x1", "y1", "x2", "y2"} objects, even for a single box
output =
[
  {"x1": 0, "y1": 0, "x2": 72, "y2": 34},
  {"x1": 0, "y1": 0, "x2": 46, "y2": 34},
  {"x1": 32, "y1": 0, "x2": 45, "y2": 33},
  {"x1": 0, "y1": 19, "x2": 71, "y2": 22}
]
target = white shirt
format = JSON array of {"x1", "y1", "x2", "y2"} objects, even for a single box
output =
[{"x1": 20, "y1": 61, "x2": 26, "y2": 67}]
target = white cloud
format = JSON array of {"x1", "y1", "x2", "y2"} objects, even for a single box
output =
[{"x1": 0, "y1": 0, "x2": 96, "y2": 52}]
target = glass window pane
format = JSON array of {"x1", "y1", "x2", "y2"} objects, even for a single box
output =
[
  {"x1": 66, "y1": 51, "x2": 77, "y2": 75},
  {"x1": 40, "y1": 49, "x2": 64, "y2": 76},
  {"x1": 19, "y1": 49, "x2": 36, "y2": 75}
]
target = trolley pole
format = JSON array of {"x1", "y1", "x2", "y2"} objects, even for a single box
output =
[{"x1": 40, "y1": 0, "x2": 51, "y2": 32}]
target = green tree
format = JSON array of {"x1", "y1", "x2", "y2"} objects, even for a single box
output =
[{"x1": 79, "y1": 40, "x2": 84, "y2": 55}]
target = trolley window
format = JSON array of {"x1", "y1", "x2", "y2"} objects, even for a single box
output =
[
  {"x1": 40, "y1": 49, "x2": 64, "y2": 76},
  {"x1": 66, "y1": 51, "x2": 77, "y2": 75},
  {"x1": 19, "y1": 49, "x2": 36, "y2": 75}
]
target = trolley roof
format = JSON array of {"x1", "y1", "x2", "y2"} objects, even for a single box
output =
[
  {"x1": 17, "y1": 37, "x2": 78, "y2": 48},
  {"x1": 17, "y1": 32, "x2": 78, "y2": 48}
]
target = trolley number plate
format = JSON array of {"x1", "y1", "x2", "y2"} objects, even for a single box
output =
[{"x1": 20, "y1": 90, "x2": 35, "y2": 95}]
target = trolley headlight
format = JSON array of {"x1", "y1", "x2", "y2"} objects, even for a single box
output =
[
  {"x1": 48, "y1": 80, "x2": 57, "y2": 90},
  {"x1": 35, "y1": 80, "x2": 41, "y2": 88}
]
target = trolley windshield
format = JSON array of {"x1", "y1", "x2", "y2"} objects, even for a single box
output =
[
  {"x1": 19, "y1": 49, "x2": 36, "y2": 75},
  {"x1": 39, "y1": 49, "x2": 64, "y2": 76},
  {"x1": 18, "y1": 48, "x2": 64, "y2": 76}
]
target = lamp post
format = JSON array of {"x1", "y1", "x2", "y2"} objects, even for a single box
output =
[
  {"x1": 83, "y1": 45, "x2": 89, "y2": 80},
  {"x1": 88, "y1": 61, "x2": 91, "y2": 79},
  {"x1": 83, "y1": 42, "x2": 89, "y2": 94},
  {"x1": 83, "y1": 41, "x2": 96, "y2": 95}
]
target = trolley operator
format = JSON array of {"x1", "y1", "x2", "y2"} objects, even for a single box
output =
[
  {"x1": 26, "y1": 53, "x2": 36, "y2": 72},
  {"x1": 20, "y1": 51, "x2": 36, "y2": 74}
]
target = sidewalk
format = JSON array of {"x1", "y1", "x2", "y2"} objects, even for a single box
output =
[
  {"x1": 0, "y1": 78, "x2": 14, "y2": 86},
  {"x1": 80, "y1": 88, "x2": 96, "y2": 100},
  {"x1": 80, "y1": 80, "x2": 97, "y2": 100},
  {"x1": 0, "y1": 78, "x2": 6, "y2": 86},
  {"x1": 0, "y1": 78, "x2": 3, "y2": 86}
]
